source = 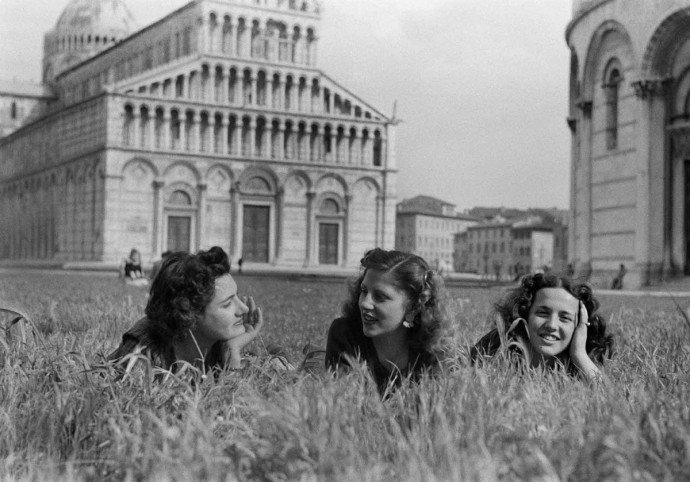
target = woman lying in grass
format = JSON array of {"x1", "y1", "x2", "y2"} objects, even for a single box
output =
[
  {"x1": 108, "y1": 246, "x2": 263, "y2": 377},
  {"x1": 326, "y1": 248, "x2": 450, "y2": 394},
  {"x1": 471, "y1": 273, "x2": 613, "y2": 381}
]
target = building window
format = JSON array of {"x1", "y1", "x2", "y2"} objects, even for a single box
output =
[
  {"x1": 10, "y1": 102, "x2": 17, "y2": 120},
  {"x1": 604, "y1": 61, "x2": 622, "y2": 151}
]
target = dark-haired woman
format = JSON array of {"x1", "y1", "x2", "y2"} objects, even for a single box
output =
[
  {"x1": 325, "y1": 248, "x2": 450, "y2": 394},
  {"x1": 471, "y1": 273, "x2": 614, "y2": 381},
  {"x1": 108, "y1": 246, "x2": 263, "y2": 376}
]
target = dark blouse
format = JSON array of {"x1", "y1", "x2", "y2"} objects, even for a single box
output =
[
  {"x1": 124, "y1": 262, "x2": 143, "y2": 278},
  {"x1": 108, "y1": 317, "x2": 224, "y2": 375},
  {"x1": 325, "y1": 316, "x2": 439, "y2": 393}
]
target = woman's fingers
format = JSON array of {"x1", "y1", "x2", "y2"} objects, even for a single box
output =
[
  {"x1": 253, "y1": 306, "x2": 264, "y2": 332},
  {"x1": 579, "y1": 301, "x2": 590, "y2": 327}
]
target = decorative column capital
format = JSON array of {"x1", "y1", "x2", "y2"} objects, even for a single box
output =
[
  {"x1": 152, "y1": 179, "x2": 165, "y2": 190},
  {"x1": 631, "y1": 78, "x2": 671, "y2": 99},
  {"x1": 306, "y1": 191, "x2": 316, "y2": 200},
  {"x1": 197, "y1": 183, "x2": 208, "y2": 192}
]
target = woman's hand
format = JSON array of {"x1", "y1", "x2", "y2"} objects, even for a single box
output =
[
  {"x1": 570, "y1": 301, "x2": 589, "y2": 359},
  {"x1": 570, "y1": 301, "x2": 600, "y2": 381},
  {"x1": 224, "y1": 296, "x2": 264, "y2": 369}
]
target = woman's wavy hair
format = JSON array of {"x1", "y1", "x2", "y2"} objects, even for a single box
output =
[
  {"x1": 494, "y1": 272, "x2": 614, "y2": 364},
  {"x1": 145, "y1": 246, "x2": 230, "y2": 341},
  {"x1": 342, "y1": 248, "x2": 449, "y2": 355}
]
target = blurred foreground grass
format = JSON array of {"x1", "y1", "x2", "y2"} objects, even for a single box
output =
[{"x1": 1, "y1": 270, "x2": 689, "y2": 481}]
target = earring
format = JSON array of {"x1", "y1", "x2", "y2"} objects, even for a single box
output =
[{"x1": 402, "y1": 314, "x2": 415, "y2": 328}]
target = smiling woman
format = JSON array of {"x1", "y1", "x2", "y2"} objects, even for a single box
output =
[
  {"x1": 470, "y1": 273, "x2": 614, "y2": 381},
  {"x1": 325, "y1": 248, "x2": 451, "y2": 395},
  {"x1": 108, "y1": 246, "x2": 264, "y2": 377}
]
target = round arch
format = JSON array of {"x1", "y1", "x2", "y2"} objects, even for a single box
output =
[
  {"x1": 581, "y1": 20, "x2": 635, "y2": 100},
  {"x1": 121, "y1": 157, "x2": 159, "y2": 178},
  {"x1": 641, "y1": 7, "x2": 690, "y2": 78}
]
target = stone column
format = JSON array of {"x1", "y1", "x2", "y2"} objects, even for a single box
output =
[
  {"x1": 277, "y1": 121, "x2": 285, "y2": 160},
  {"x1": 148, "y1": 113, "x2": 156, "y2": 150},
  {"x1": 229, "y1": 18, "x2": 238, "y2": 57},
  {"x1": 250, "y1": 74, "x2": 258, "y2": 106},
  {"x1": 313, "y1": 125, "x2": 322, "y2": 161},
  {"x1": 220, "y1": 118, "x2": 229, "y2": 155},
  {"x1": 576, "y1": 99, "x2": 593, "y2": 277},
  {"x1": 304, "y1": 191, "x2": 315, "y2": 267},
  {"x1": 274, "y1": 187, "x2": 284, "y2": 264},
  {"x1": 197, "y1": 17, "x2": 206, "y2": 54},
  {"x1": 278, "y1": 79, "x2": 286, "y2": 110},
  {"x1": 179, "y1": 113, "x2": 187, "y2": 151},
  {"x1": 197, "y1": 183, "x2": 207, "y2": 250},
  {"x1": 291, "y1": 82, "x2": 299, "y2": 113},
  {"x1": 567, "y1": 115, "x2": 578, "y2": 272},
  {"x1": 303, "y1": 128, "x2": 311, "y2": 162},
  {"x1": 350, "y1": 130, "x2": 359, "y2": 164},
  {"x1": 248, "y1": 118, "x2": 256, "y2": 158},
  {"x1": 190, "y1": 112, "x2": 199, "y2": 151},
  {"x1": 233, "y1": 120, "x2": 242, "y2": 156},
  {"x1": 343, "y1": 194, "x2": 352, "y2": 266},
  {"x1": 267, "y1": 78, "x2": 274, "y2": 109},
  {"x1": 186, "y1": 72, "x2": 195, "y2": 99},
  {"x1": 309, "y1": 34, "x2": 318, "y2": 66},
  {"x1": 632, "y1": 78, "x2": 670, "y2": 283},
  {"x1": 132, "y1": 112, "x2": 141, "y2": 148},
  {"x1": 231, "y1": 182, "x2": 242, "y2": 261},
  {"x1": 375, "y1": 194, "x2": 383, "y2": 247},
  {"x1": 152, "y1": 179, "x2": 165, "y2": 256}
]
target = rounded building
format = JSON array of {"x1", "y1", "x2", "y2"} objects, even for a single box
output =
[{"x1": 567, "y1": 0, "x2": 690, "y2": 288}]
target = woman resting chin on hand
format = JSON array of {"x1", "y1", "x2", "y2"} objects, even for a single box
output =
[{"x1": 108, "y1": 247, "x2": 263, "y2": 378}]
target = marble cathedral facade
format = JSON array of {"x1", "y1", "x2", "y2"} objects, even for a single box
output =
[{"x1": 0, "y1": 0, "x2": 397, "y2": 268}]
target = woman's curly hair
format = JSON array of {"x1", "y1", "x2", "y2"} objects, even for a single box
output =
[
  {"x1": 341, "y1": 248, "x2": 450, "y2": 356},
  {"x1": 145, "y1": 246, "x2": 230, "y2": 342},
  {"x1": 488, "y1": 272, "x2": 614, "y2": 364}
]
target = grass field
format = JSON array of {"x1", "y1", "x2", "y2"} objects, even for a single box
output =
[{"x1": 1, "y1": 270, "x2": 689, "y2": 481}]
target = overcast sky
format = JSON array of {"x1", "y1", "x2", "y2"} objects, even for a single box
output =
[{"x1": 0, "y1": 0, "x2": 573, "y2": 212}]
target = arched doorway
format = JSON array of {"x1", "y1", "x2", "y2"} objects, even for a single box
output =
[
  {"x1": 239, "y1": 175, "x2": 275, "y2": 263},
  {"x1": 316, "y1": 195, "x2": 344, "y2": 266},
  {"x1": 164, "y1": 188, "x2": 197, "y2": 252}
]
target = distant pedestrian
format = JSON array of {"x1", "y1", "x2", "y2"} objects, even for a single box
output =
[
  {"x1": 610, "y1": 264, "x2": 627, "y2": 290},
  {"x1": 119, "y1": 248, "x2": 149, "y2": 288},
  {"x1": 237, "y1": 257, "x2": 243, "y2": 274},
  {"x1": 566, "y1": 263, "x2": 575, "y2": 278},
  {"x1": 470, "y1": 272, "x2": 614, "y2": 382},
  {"x1": 325, "y1": 248, "x2": 451, "y2": 395}
]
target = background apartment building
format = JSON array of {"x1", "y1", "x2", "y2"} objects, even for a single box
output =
[
  {"x1": 395, "y1": 195, "x2": 477, "y2": 272},
  {"x1": 456, "y1": 207, "x2": 568, "y2": 278}
]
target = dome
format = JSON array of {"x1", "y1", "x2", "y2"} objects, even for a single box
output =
[
  {"x1": 54, "y1": 0, "x2": 136, "y2": 40},
  {"x1": 43, "y1": 0, "x2": 137, "y2": 82}
]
